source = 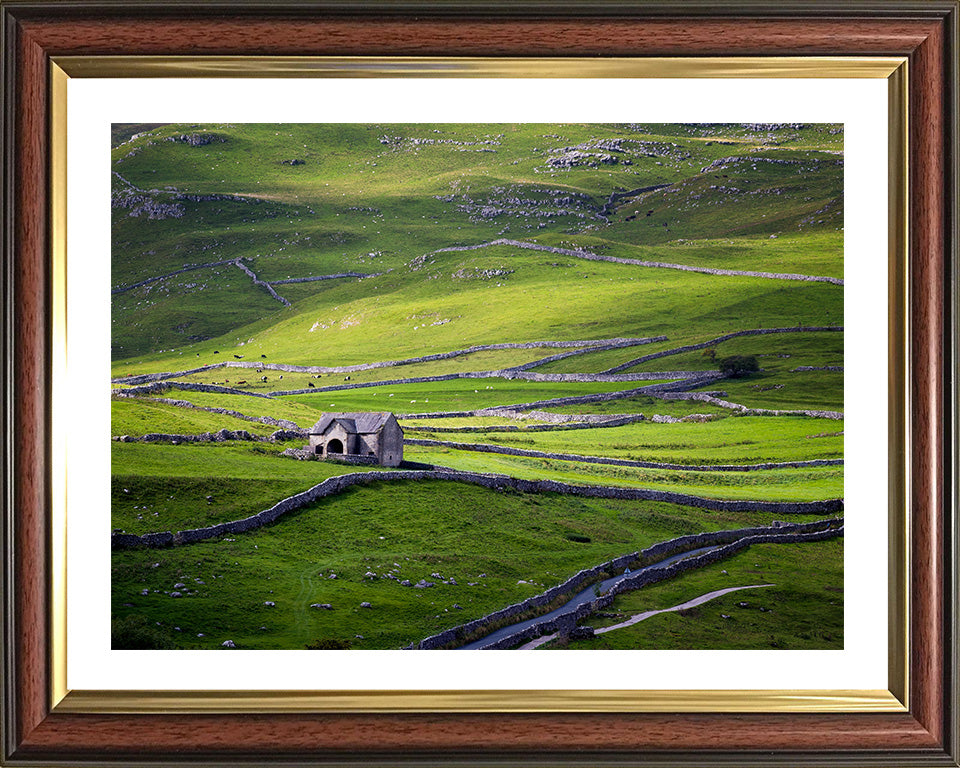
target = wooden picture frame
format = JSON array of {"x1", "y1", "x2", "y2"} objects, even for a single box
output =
[{"x1": 2, "y1": 2, "x2": 957, "y2": 765}]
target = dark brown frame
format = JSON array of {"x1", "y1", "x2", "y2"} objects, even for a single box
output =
[{"x1": 2, "y1": 2, "x2": 957, "y2": 765}]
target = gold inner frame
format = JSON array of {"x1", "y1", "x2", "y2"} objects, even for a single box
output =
[{"x1": 50, "y1": 56, "x2": 909, "y2": 714}]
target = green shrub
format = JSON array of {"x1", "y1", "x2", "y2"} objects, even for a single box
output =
[{"x1": 718, "y1": 355, "x2": 760, "y2": 378}]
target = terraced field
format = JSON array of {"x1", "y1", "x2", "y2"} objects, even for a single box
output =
[{"x1": 111, "y1": 123, "x2": 843, "y2": 652}]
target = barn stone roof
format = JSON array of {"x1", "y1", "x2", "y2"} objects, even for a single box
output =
[{"x1": 309, "y1": 412, "x2": 396, "y2": 435}]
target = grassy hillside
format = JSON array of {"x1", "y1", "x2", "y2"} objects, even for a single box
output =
[
  {"x1": 112, "y1": 478, "x2": 837, "y2": 651},
  {"x1": 111, "y1": 122, "x2": 844, "y2": 651},
  {"x1": 112, "y1": 122, "x2": 841, "y2": 363}
]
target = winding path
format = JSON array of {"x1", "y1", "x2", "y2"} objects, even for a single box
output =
[{"x1": 519, "y1": 583, "x2": 774, "y2": 649}]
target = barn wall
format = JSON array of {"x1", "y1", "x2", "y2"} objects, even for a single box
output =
[{"x1": 380, "y1": 419, "x2": 404, "y2": 467}]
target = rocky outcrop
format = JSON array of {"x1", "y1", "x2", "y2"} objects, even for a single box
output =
[
  {"x1": 269, "y1": 272, "x2": 381, "y2": 285},
  {"x1": 166, "y1": 132, "x2": 226, "y2": 147},
  {"x1": 111, "y1": 188, "x2": 185, "y2": 220}
]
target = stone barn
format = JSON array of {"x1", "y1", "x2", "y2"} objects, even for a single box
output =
[{"x1": 307, "y1": 412, "x2": 404, "y2": 467}]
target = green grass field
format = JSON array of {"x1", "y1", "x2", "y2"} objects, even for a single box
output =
[
  {"x1": 111, "y1": 478, "x2": 838, "y2": 650},
  {"x1": 111, "y1": 122, "x2": 845, "y2": 650}
]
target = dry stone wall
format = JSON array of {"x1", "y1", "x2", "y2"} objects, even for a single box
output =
[
  {"x1": 415, "y1": 518, "x2": 842, "y2": 650},
  {"x1": 111, "y1": 468, "x2": 843, "y2": 551},
  {"x1": 113, "y1": 365, "x2": 223, "y2": 386},
  {"x1": 603, "y1": 326, "x2": 843, "y2": 374},
  {"x1": 394, "y1": 374, "x2": 723, "y2": 418},
  {"x1": 457, "y1": 374, "x2": 725, "y2": 414},
  {"x1": 112, "y1": 381, "x2": 274, "y2": 399},
  {"x1": 112, "y1": 258, "x2": 237, "y2": 296},
  {"x1": 110, "y1": 336, "x2": 665, "y2": 385},
  {"x1": 662, "y1": 392, "x2": 844, "y2": 420},
  {"x1": 233, "y1": 259, "x2": 291, "y2": 306},
  {"x1": 403, "y1": 413, "x2": 648, "y2": 433},
  {"x1": 114, "y1": 428, "x2": 302, "y2": 444},
  {"x1": 404, "y1": 437, "x2": 843, "y2": 473},
  {"x1": 116, "y1": 395, "x2": 303, "y2": 431},
  {"x1": 430, "y1": 239, "x2": 843, "y2": 285},
  {"x1": 267, "y1": 369, "x2": 697, "y2": 397}
]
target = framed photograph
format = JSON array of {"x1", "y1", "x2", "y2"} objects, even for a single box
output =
[{"x1": 2, "y1": 2, "x2": 957, "y2": 766}]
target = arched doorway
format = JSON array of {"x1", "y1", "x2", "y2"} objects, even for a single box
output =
[{"x1": 326, "y1": 438, "x2": 344, "y2": 455}]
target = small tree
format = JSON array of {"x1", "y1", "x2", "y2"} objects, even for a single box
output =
[
  {"x1": 702, "y1": 346, "x2": 717, "y2": 363},
  {"x1": 718, "y1": 355, "x2": 760, "y2": 378}
]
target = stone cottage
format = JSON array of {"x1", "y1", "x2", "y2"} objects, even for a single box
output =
[{"x1": 307, "y1": 412, "x2": 404, "y2": 467}]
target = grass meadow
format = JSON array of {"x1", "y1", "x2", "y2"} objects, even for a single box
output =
[{"x1": 111, "y1": 122, "x2": 845, "y2": 651}]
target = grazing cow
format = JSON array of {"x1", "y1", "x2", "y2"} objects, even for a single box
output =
[
  {"x1": 261, "y1": 354, "x2": 266, "y2": 358},
  {"x1": 237, "y1": 380, "x2": 246, "y2": 385},
  {"x1": 234, "y1": 354, "x2": 244, "y2": 359},
  {"x1": 260, "y1": 376, "x2": 267, "y2": 382},
  {"x1": 308, "y1": 382, "x2": 315, "y2": 388},
  {"x1": 213, "y1": 350, "x2": 219, "y2": 354}
]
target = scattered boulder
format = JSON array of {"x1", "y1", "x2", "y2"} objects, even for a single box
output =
[{"x1": 221, "y1": 640, "x2": 236, "y2": 648}]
